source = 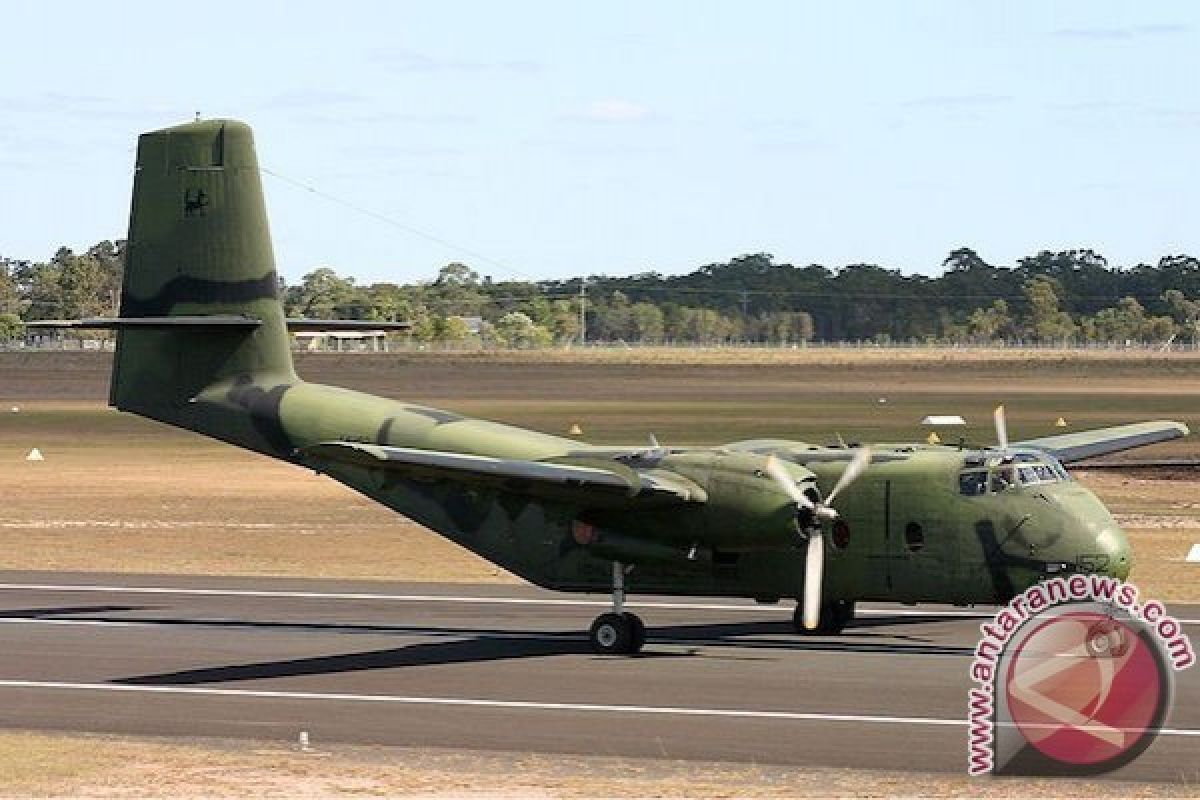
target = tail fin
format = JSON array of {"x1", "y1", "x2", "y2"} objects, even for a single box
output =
[{"x1": 111, "y1": 119, "x2": 296, "y2": 420}]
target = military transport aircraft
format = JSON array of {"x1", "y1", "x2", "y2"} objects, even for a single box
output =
[{"x1": 37, "y1": 119, "x2": 1189, "y2": 654}]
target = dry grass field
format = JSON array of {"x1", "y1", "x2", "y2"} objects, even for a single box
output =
[
  {"x1": 0, "y1": 731, "x2": 1194, "y2": 799},
  {"x1": 1, "y1": 349, "x2": 1199, "y2": 598},
  {"x1": 1, "y1": 349, "x2": 1198, "y2": 798}
]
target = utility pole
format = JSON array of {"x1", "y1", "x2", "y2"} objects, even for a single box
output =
[
  {"x1": 579, "y1": 278, "x2": 587, "y2": 346},
  {"x1": 739, "y1": 289, "x2": 750, "y2": 318}
]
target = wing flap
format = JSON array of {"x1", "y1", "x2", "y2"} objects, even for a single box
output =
[
  {"x1": 303, "y1": 441, "x2": 705, "y2": 508},
  {"x1": 1015, "y1": 420, "x2": 1190, "y2": 463}
]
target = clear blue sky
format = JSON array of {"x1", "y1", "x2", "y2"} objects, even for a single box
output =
[{"x1": 2, "y1": 1, "x2": 1198, "y2": 284}]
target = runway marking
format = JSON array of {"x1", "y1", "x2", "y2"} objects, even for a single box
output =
[
  {"x1": 0, "y1": 619, "x2": 149, "y2": 629},
  {"x1": 0, "y1": 582, "x2": 957, "y2": 614},
  {"x1": 0, "y1": 582, "x2": 1196, "y2": 624},
  {"x1": 0, "y1": 679, "x2": 1194, "y2": 736}
]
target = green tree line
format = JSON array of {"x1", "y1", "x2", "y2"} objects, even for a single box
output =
[{"x1": 4, "y1": 243, "x2": 1200, "y2": 346}]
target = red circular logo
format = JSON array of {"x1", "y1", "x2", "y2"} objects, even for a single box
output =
[{"x1": 1004, "y1": 609, "x2": 1167, "y2": 768}]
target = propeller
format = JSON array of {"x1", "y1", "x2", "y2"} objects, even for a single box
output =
[
  {"x1": 765, "y1": 446, "x2": 872, "y2": 630},
  {"x1": 764, "y1": 454, "x2": 817, "y2": 514},
  {"x1": 993, "y1": 404, "x2": 1009, "y2": 453},
  {"x1": 824, "y1": 445, "x2": 872, "y2": 509}
]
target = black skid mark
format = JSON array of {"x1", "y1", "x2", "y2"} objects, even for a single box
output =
[
  {"x1": 226, "y1": 375, "x2": 294, "y2": 456},
  {"x1": 120, "y1": 271, "x2": 280, "y2": 317}
]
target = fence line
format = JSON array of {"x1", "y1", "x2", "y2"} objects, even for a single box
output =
[{"x1": 4, "y1": 337, "x2": 1199, "y2": 354}]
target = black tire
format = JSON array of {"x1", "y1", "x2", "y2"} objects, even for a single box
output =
[
  {"x1": 628, "y1": 613, "x2": 646, "y2": 653},
  {"x1": 793, "y1": 599, "x2": 855, "y2": 635},
  {"x1": 589, "y1": 612, "x2": 635, "y2": 654},
  {"x1": 833, "y1": 600, "x2": 856, "y2": 629}
]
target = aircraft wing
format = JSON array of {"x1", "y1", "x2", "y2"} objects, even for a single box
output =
[
  {"x1": 302, "y1": 441, "x2": 707, "y2": 508},
  {"x1": 1013, "y1": 420, "x2": 1190, "y2": 464}
]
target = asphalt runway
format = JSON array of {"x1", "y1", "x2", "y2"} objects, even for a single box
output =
[{"x1": 0, "y1": 571, "x2": 1195, "y2": 781}]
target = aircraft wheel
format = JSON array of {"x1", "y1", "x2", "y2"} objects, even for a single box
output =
[
  {"x1": 793, "y1": 599, "x2": 855, "y2": 635},
  {"x1": 589, "y1": 612, "x2": 642, "y2": 655},
  {"x1": 629, "y1": 613, "x2": 646, "y2": 652},
  {"x1": 832, "y1": 600, "x2": 856, "y2": 630}
]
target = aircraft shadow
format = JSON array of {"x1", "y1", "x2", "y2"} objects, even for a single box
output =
[
  {"x1": 846, "y1": 613, "x2": 978, "y2": 630},
  {"x1": 111, "y1": 616, "x2": 972, "y2": 686},
  {"x1": 116, "y1": 635, "x2": 586, "y2": 685}
]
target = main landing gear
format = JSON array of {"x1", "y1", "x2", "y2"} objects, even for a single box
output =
[
  {"x1": 793, "y1": 599, "x2": 855, "y2": 635},
  {"x1": 588, "y1": 561, "x2": 646, "y2": 655}
]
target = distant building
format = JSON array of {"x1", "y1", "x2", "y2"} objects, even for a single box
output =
[
  {"x1": 292, "y1": 330, "x2": 389, "y2": 352},
  {"x1": 450, "y1": 316, "x2": 484, "y2": 335}
]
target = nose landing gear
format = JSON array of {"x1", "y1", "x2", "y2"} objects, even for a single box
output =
[
  {"x1": 588, "y1": 561, "x2": 646, "y2": 655},
  {"x1": 793, "y1": 599, "x2": 855, "y2": 634}
]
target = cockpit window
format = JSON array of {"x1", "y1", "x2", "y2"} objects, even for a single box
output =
[
  {"x1": 1019, "y1": 464, "x2": 1058, "y2": 485},
  {"x1": 959, "y1": 454, "x2": 1070, "y2": 495}
]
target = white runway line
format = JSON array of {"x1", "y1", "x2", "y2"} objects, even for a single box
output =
[
  {"x1": 0, "y1": 618, "x2": 149, "y2": 629},
  {"x1": 0, "y1": 581, "x2": 1196, "y2": 625},
  {"x1": 0, "y1": 679, "x2": 1194, "y2": 737},
  {"x1": 0, "y1": 582, "x2": 955, "y2": 614}
]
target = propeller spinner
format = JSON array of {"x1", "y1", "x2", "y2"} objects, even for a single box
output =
[{"x1": 765, "y1": 447, "x2": 871, "y2": 630}]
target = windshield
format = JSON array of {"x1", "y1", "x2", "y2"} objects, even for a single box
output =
[{"x1": 959, "y1": 453, "x2": 1070, "y2": 496}]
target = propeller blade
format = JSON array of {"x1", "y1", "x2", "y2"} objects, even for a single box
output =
[
  {"x1": 765, "y1": 454, "x2": 814, "y2": 510},
  {"x1": 802, "y1": 532, "x2": 825, "y2": 630},
  {"x1": 993, "y1": 405, "x2": 1009, "y2": 452},
  {"x1": 824, "y1": 445, "x2": 872, "y2": 507}
]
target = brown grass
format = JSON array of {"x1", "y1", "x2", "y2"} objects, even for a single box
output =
[
  {"x1": 327, "y1": 345, "x2": 1200, "y2": 367},
  {"x1": 0, "y1": 731, "x2": 1193, "y2": 799},
  {"x1": 1, "y1": 350, "x2": 1198, "y2": 599},
  {"x1": 0, "y1": 419, "x2": 510, "y2": 582}
]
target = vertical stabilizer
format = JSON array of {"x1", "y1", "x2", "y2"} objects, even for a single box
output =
[{"x1": 110, "y1": 119, "x2": 296, "y2": 420}]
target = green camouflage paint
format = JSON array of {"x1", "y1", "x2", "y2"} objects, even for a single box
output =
[{"x1": 106, "y1": 120, "x2": 1142, "y2": 612}]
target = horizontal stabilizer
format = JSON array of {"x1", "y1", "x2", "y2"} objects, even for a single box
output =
[
  {"x1": 26, "y1": 316, "x2": 263, "y2": 329},
  {"x1": 285, "y1": 319, "x2": 410, "y2": 332},
  {"x1": 25, "y1": 317, "x2": 410, "y2": 331},
  {"x1": 303, "y1": 441, "x2": 705, "y2": 508},
  {"x1": 1015, "y1": 420, "x2": 1190, "y2": 463}
]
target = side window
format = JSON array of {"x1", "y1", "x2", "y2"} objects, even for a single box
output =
[
  {"x1": 832, "y1": 519, "x2": 851, "y2": 550},
  {"x1": 958, "y1": 471, "x2": 987, "y2": 496},
  {"x1": 990, "y1": 468, "x2": 1015, "y2": 493},
  {"x1": 904, "y1": 522, "x2": 925, "y2": 552}
]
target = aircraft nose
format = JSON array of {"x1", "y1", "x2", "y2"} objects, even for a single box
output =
[{"x1": 1095, "y1": 524, "x2": 1133, "y2": 580}]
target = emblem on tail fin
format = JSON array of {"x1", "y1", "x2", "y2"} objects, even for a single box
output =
[{"x1": 183, "y1": 188, "x2": 209, "y2": 217}]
